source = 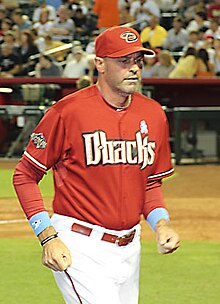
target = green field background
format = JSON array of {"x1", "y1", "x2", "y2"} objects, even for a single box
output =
[{"x1": 1, "y1": 168, "x2": 220, "y2": 304}]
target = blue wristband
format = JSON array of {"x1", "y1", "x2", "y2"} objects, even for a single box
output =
[
  {"x1": 146, "y1": 208, "x2": 170, "y2": 231},
  {"x1": 29, "y1": 211, "x2": 52, "y2": 236}
]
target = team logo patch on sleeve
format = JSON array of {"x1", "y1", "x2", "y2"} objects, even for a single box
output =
[{"x1": 31, "y1": 132, "x2": 47, "y2": 149}]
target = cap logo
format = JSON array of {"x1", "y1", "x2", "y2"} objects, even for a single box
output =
[{"x1": 120, "y1": 31, "x2": 138, "y2": 43}]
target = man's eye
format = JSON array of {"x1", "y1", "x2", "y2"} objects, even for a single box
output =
[
  {"x1": 118, "y1": 56, "x2": 144, "y2": 66},
  {"x1": 136, "y1": 57, "x2": 144, "y2": 64},
  {"x1": 120, "y1": 58, "x2": 130, "y2": 64}
]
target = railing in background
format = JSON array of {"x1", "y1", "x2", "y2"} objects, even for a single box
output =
[{"x1": 0, "y1": 77, "x2": 220, "y2": 162}]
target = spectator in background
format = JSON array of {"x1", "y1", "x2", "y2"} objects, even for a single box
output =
[
  {"x1": 0, "y1": 19, "x2": 13, "y2": 43},
  {"x1": 17, "y1": 30, "x2": 39, "y2": 76},
  {"x1": 33, "y1": 8, "x2": 54, "y2": 37},
  {"x1": 207, "y1": 0, "x2": 220, "y2": 23},
  {"x1": 65, "y1": 0, "x2": 89, "y2": 15},
  {"x1": 196, "y1": 47, "x2": 215, "y2": 77},
  {"x1": 72, "y1": 7, "x2": 88, "y2": 39},
  {"x1": 32, "y1": 0, "x2": 57, "y2": 23},
  {"x1": 0, "y1": 43, "x2": 20, "y2": 77},
  {"x1": 0, "y1": 7, "x2": 7, "y2": 30},
  {"x1": 85, "y1": 30, "x2": 100, "y2": 55},
  {"x1": 63, "y1": 45, "x2": 93, "y2": 78},
  {"x1": 93, "y1": 0, "x2": 120, "y2": 30},
  {"x1": 183, "y1": 30, "x2": 204, "y2": 52},
  {"x1": 43, "y1": 34, "x2": 68, "y2": 62},
  {"x1": 173, "y1": 0, "x2": 185, "y2": 12},
  {"x1": 76, "y1": 75, "x2": 93, "y2": 89},
  {"x1": 2, "y1": 30, "x2": 19, "y2": 55},
  {"x1": 30, "y1": 28, "x2": 45, "y2": 53},
  {"x1": 212, "y1": 36, "x2": 220, "y2": 75},
  {"x1": 11, "y1": 8, "x2": 33, "y2": 31},
  {"x1": 35, "y1": 54, "x2": 62, "y2": 77},
  {"x1": 163, "y1": 16, "x2": 188, "y2": 52},
  {"x1": 130, "y1": 0, "x2": 160, "y2": 31},
  {"x1": 186, "y1": 11, "x2": 210, "y2": 34},
  {"x1": 184, "y1": 0, "x2": 208, "y2": 24},
  {"x1": 140, "y1": 16, "x2": 167, "y2": 49},
  {"x1": 202, "y1": 34, "x2": 215, "y2": 63},
  {"x1": 46, "y1": 0, "x2": 62, "y2": 10},
  {"x1": 50, "y1": 5, "x2": 76, "y2": 42},
  {"x1": 155, "y1": 0, "x2": 183, "y2": 12},
  {"x1": 142, "y1": 53, "x2": 158, "y2": 78},
  {"x1": 204, "y1": 19, "x2": 220, "y2": 39},
  {"x1": 151, "y1": 50, "x2": 176, "y2": 78},
  {"x1": 119, "y1": 2, "x2": 134, "y2": 25},
  {"x1": 0, "y1": 0, "x2": 18, "y2": 14},
  {"x1": 169, "y1": 47, "x2": 198, "y2": 78}
]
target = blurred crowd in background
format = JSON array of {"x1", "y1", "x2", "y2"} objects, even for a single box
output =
[{"x1": 0, "y1": 0, "x2": 220, "y2": 80}]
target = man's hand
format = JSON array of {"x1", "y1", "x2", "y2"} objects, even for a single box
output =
[
  {"x1": 38, "y1": 226, "x2": 72, "y2": 271},
  {"x1": 155, "y1": 219, "x2": 180, "y2": 254}
]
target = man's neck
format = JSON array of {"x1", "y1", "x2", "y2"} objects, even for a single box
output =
[{"x1": 96, "y1": 82, "x2": 131, "y2": 109}]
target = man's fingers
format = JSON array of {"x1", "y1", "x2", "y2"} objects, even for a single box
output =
[
  {"x1": 158, "y1": 237, "x2": 180, "y2": 254},
  {"x1": 56, "y1": 254, "x2": 72, "y2": 271},
  {"x1": 43, "y1": 257, "x2": 61, "y2": 271},
  {"x1": 43, "y1": 251, "x2": 72, "y2": 271},
  {"x1": 43, "y1": 255, "x2": 71, "y2": 271},
  {"x1": 41, "y1": 238, "x2": 72, "y2": 271}
]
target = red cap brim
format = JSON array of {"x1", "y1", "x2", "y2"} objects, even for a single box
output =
[{"x1": 106, "y1": 46, "x2": 155, "y2": 58}]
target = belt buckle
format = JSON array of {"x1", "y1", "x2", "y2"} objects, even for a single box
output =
[
  {"x1": 115, "y1": 236, "x2": 121, "y2": 246},
  {"x1": 116, "y1": 230, "x2": 135, "y2": 247}
]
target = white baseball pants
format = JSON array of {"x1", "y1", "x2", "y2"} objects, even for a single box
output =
[{"x1": 51, "y1": 214, "x2": 141, "y2": 304}]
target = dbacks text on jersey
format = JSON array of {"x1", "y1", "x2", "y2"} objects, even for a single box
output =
[{"x1": 82, "y1": 130, "x2": 156, "y2": 170}]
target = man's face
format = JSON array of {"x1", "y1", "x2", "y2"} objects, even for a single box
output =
[
  {"x1": 189, "y1": 33, "x2": 199, "y2": 43},
  {"x1": 74, "y1": 52, "x2": 83, "y2": 61},
  {"x1": 173, "y1": 20, "x2": 182, "y2": 30},
  {"x1": 101, "y1": 52, "x2": 144, "y2": 96}
]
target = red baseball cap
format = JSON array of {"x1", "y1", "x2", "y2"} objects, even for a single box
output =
[{"x1": 95, "y1": 26, "x2": 155, "y2": 58}]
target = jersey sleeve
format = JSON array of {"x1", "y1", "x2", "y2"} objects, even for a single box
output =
[
  {"x1": 143, "y1": 108, "x2": 173, "y2": 218},
  {"x1": 23, "y1": 107, "x2": 68, "y2": 172},
  {"x1": 148, "y1": 109, "x2": 174, "y2": 181},
  {"x1": 13, "y1": 158, "x2": 46, "y2": 219},
  {"x1": 143, "y1": 180, "x2": 166, "y2": 218}
]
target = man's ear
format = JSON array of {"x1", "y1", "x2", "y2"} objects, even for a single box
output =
[{"x1": 94, "y1": 56, "x2": 105, "y2": 73}]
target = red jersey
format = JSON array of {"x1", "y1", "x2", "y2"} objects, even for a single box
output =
[
  {"x1": 22, "y1": 85, "x2": 173, "y2": 230},
  {"x1": 207, "y1": 4, "x2": 220, "y2": 22}
]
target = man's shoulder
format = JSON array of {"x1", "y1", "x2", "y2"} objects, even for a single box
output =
[
  {"x1": 133, "y1": 92, "x2": 161, "y2": 108},
  {"x1": 53, "y1": 85, "x2": 96, "y2": 111}
]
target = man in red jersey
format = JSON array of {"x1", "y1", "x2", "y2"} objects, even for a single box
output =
[
  {"x1": 208, "y1": 0, "x2": 220, "y2": 23},
  {"x1": 13, "y1": 26, "x2": 180, "y2": 304}
]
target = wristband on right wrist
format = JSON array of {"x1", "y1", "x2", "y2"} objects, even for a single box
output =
[
  {"x1": 146, "y1": 208, "x2": 170, "y2": 231},
  {"x1": 41, "y1": 233, "x2": 58, "y2": 246}
]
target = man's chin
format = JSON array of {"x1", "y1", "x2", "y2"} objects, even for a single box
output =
[{"x1": 124, "y1": 83, "x2": 139, "y2": 93}]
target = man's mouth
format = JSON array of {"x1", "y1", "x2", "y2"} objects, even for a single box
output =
[{"x1": 124, "y1": 77, "x2": 139, "y2": 81}]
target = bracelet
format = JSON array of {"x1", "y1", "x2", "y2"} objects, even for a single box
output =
[{"x1": 41, "y1": 233, "x2": 58, "y2": 246}]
